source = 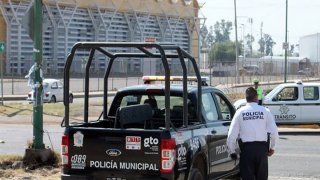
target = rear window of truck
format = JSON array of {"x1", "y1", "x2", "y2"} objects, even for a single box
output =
[{"x1": 120, "y1": 95, "x2": 196, "y2": 119}]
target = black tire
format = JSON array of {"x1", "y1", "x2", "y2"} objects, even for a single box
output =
[
  {"x1": 50, "y1": 96, "x2": 56, "y2": 103},
  {"x1": 69, "y1": 94, "x2": 73, "y2": 103},
  {"x1": 188, "y1": 168, "x2": 204, "y2": 180}
]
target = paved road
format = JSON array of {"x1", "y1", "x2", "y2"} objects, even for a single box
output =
[
  {"x1": 0, "y1": 124, "x2": 63, "y2": 155},
  {"x1": 269, "y1": 135, "x2": 320, "y2": 179},
  {"x1": 1, "y1": 124, "x2": 319, "y2": 179}
]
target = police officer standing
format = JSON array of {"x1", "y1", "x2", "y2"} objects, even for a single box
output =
[
  {"x1": 227, "y1": 87, "x2": 279, "y2": 180},
  {"x1": 253, "y1": 79, "x2": 264, "y2": 105}
]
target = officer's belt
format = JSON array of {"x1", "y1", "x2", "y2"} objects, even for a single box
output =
[{"x1": 242, "y1": 141, "x2": 267, "y2": 145}]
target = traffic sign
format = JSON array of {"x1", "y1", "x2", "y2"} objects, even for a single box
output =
[{"x1": 0, "y1": 42, "x2": 5, "y2": 54}]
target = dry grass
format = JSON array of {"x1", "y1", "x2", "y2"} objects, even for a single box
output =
[
  {"x1": 279, "y1": 124, "x2": 320, "y2": 129},
  {"x1": 0, "y1": 153, "x2": 61, "y2": 180},
  {"x1": 226, "y1": 92, "x2": 245, "y2": 103},
  {"x1": 0, "y1": 155, "x2": 23, "y2": 164},
  {"x1": 0, "y1": 167, "x2": 60, "y2": 180},
  {"x1": 0, "y1": 100, "x2": 104, "y2": 118}
]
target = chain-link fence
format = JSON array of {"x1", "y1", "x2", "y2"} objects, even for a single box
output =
[{"x1": 1, "y1": 58, "x2": 320, "y2": 96}]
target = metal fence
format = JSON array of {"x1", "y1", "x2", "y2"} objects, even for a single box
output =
[
  {"x1": 1, "y1": 58, "x2": 319, "y2": 96},
  {"x1": 0, "y1": 73, "x2": 318, "y2": 96}
]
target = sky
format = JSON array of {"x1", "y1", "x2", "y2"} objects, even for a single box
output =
[{"x1": 198, "y1": 0, "x2": 320, "y2": 55}]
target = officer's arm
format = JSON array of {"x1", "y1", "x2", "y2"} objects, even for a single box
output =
[
  {"x1": 227, "y1": 111, "x2": 240, "y2": 154},
  {"x1": 266, "y1": 109, "x2": 279, "y2": 150}
]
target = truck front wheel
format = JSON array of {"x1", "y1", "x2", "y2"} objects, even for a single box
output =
[{"x1": 188, "y1": 168, "x2": 204, "y2": 180}]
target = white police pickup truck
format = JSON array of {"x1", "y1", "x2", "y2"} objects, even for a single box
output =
[{"x1": 234, "y1": 81, "x2": 320, "y2": 124}]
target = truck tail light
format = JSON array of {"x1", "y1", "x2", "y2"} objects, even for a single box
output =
[
  {"x1": 61, "y1": 134, "x2": 69, "y2": 166},
  {"x1": 160, "y1": 138, "x2": 176, "y2": 173},
  {"x1": 45, "y1": 93, "x2": 49, "y2": 97},
  {"x1": 28, "y1": 93, "x2": 31, "y2": 98}
]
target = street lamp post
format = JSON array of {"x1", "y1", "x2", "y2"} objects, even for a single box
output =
[
  {"x1": 237, "y1": 16, "x2": 253, "y2": 59},
  {"x1": 241, "y1": 24, "x2": 246, "y2": 63},
  {"x1": 234, "y1": 0, "x2": 240, "y2": 84},
  {"x1": 284, "y1": 0, "x2": 288, "y2": 83},
  {"x1": 33, "y1": 0, "x2": 44, "y2": 149}
]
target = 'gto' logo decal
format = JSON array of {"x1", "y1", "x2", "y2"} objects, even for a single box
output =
[{"x1": 106, "y1": 149, "x2": 122, "y2": 157}]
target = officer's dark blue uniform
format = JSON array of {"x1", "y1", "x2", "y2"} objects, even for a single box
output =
[{"x1": 227, "y1": 87, "x2": 279, "y2": 180}]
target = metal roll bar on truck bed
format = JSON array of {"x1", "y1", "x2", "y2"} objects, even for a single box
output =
[{"x1": 63, "y1": 42, "x2": 202, "y2": 130}]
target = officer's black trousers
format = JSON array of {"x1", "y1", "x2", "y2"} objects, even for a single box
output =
[{"x1": 240, "y1": 142, "x2": 268, "y2": 180}]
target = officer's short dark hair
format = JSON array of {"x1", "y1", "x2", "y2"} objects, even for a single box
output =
[{"x1": 246, "y1": 87, "x2": 258, "y2": 102}]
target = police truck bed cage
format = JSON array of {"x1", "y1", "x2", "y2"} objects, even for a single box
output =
[{"x1": 63, "y1": 42, "x2": 202, "y2": 130}]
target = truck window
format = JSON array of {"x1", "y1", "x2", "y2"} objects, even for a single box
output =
[
  {"x1": 202, "y1": 93, "x2": 219, "y2": 121},
  {"x1": 119, "y1": 95, "x2": 195, "y2": 119},
  {"x1": 215, "y1": 94, "x2": 232, "y2": 120},
  {"x1": 120, "y1": 95, "x2": 140, "y2": 106},
  {"x1": 303, "y1": 86, "x2": 319, "y2": 100},
  {"x1": 276, "y1": 87, "x2": 298, "y2": 101}
]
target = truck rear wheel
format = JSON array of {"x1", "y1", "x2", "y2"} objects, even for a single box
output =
[{"x1": 188, "y1": 168, "x2": 204, "y2": 180}]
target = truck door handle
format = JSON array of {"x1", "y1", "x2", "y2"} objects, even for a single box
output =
[{"x1": 211, "y1": 130, "x2": 217, "y2": 134}]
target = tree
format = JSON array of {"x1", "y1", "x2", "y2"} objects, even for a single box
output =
[
  {"x1": 200, "y1": 25, "x2": 214, "y2": 48},
  {"x1": 213, "y1": 19, "x2": 233, "y2": 43},
  {"x1": 205, "y1": 19, "x2": 235, "y2": 65},
  {"x1": 207, "y1": 26, "x2": 214, "y2": 47},
  {"x1": 208, "y1": 41, "x2": 237, "y2": 63},
  {"x1": 200, "y1": 25, "x2": 208, "y2": 48},
  {"x1": 244, "y1": 34, "x2": 254, "y2": 57},
  {"x1": 258, "y1": 37, "x2": 265, "y2": 56},
  {"x1": 258, "y1": 34, "x2": 276, "y2": 56},
  {"x1": 289, "y1": 44, "x2": 295, "y2": 56},
  {"x1": 264, "y1": 34, "x2": 276, "y2": 56},
  {"x1": 200, "y1": 20, "x2": 233, "y2": 48}
]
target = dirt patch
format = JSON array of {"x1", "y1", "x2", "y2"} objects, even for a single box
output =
[
  {"x1": 279, "y1": 124, "x2": 320, "y2": 129},
  {"x1": 0, "y1": 154, "x2": 61, "y2": 180},
  {"x1": 226, "y1": 92, "x2": 245, "y2": 103},
  {"x1": 0, "y1": 167, "x2": 60, "y2": 179}
]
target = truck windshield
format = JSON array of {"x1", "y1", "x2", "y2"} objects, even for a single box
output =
[{"x1": 264, "y1": 85, "x2": 283, "y2": 100}]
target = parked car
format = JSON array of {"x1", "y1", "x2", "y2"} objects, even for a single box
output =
[
  {"x1": 234, "y1": 81, "x2": 320, "y2": 124},
  {"x1": 27, "y1": 79, "x2": 73, "y2": 103},
  {"x1": 239, "y1": 65, "x2": 261, "y2": 75}
]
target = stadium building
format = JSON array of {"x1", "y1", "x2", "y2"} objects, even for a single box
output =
[{"x1": 0, "y1": 0, "x2": 201, "y2": 76}]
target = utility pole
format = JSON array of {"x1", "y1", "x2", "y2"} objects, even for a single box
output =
[
  {"x1": 241, "y1": 24, "x2": 246, "y2": 62},
  {"x1": 234, "y1": 0, "x2": 240, "y2": 84},
  {"x1": 260, "y1": 22, "x2": 263, "y2": 57},
  {"x1": 284, "y1": 0, "x2": 288, "y2": 83},
  {"x1": 0, "y1": 42, "x2": 4, "y2": 106},
  {"x1": 249, "y1": 18, "x2": 253, "y2": 57},
  {"x1": 33, "y1": 0, "x2": 44, "y2": 149}
]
